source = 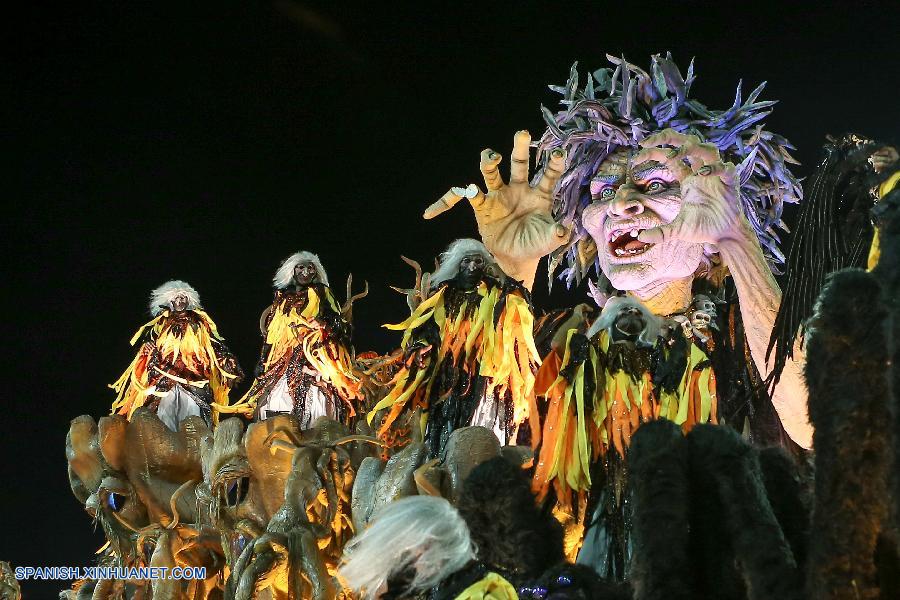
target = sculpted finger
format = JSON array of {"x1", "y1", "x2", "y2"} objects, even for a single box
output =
[
  {"x1": 633, "y1": 147, "x2": 692, "y2": 181},
  {"x1": 423, "y1": 187, "x2": 466, "y2": 219},
  {"x1": 535, "y1": 148, "x2": 566, "y2": 198},
  {"x1": 480, "y1": 149, "x2": 504, "y2": 191},
  {"x1": 467, "y1": 185, "x2": 487, "y2": 210},
  {"x1": 510, "y1": 130, "x2": 532, "y2": 184},
  {"x1": 696, "y1": 161, "x2": 737, "y2": 186},
  {"x1": 682, "y1": 142, "x2": 720, "y2": 170},
  {"x1": 640, "y1": 128, "x2": 699, "y2": 149}
]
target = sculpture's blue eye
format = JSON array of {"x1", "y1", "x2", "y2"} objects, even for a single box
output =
[
  {"x1": 225, "y1": 477, "x2": 250, "y2": 507},
  {"x1": 556, "y1": 574, "x2": 573, "y2": 586},
  {"x1": 107, "y1": 492, "x2": 127, "y2": 512},
  {"x1": 645, "y1": 179, "x2": 666, "y2": 193},
  {"x1": 232, "y1": 533, "x2": 248, "y2": 558}
]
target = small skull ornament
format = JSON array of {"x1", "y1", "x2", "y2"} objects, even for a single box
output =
[{"x1": 689, "y1": 294, "x2": 719, "y2": 333}]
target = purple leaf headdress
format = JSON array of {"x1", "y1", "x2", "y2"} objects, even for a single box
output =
[{"x1": 535, "y1": 54, "x2": 802, "y2": 289}]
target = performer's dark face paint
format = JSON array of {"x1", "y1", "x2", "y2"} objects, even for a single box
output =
[
  {"x1": 379, "y1": 565, "x2": 417, "y2": 600},
  {"x1": 293, "y1": 261, "x2": 317, "y2": 286},
  {"x1": 611, "y1": 305, "x2": 646, "y2": 343},
  {"x1": 455, "y1": 253, "x2": 486, "y2": 290},
  {"x1": 171, "y1": 294, "x2": 189, "y2": 313}
]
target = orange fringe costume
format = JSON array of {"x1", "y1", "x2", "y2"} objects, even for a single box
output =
[
  {"x1": 110, "y1": 309, "x2": 242, "y2": 424},
  {"x1": 225, "y1": 285, "x2": 363, "y2": 425},
  {"x1": 367, "y1": 280, "x2": 541, "y2": 454},
  {"x1": 532, "y1": 328, "x2": 717, "y2": 559}
]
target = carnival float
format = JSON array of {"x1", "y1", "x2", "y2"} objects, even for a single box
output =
[{"x1": 42, "y1": 54, "x2": 900, "y2": 600}]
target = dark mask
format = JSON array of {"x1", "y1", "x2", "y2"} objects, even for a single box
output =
[{"x1": 453, "y1": 254, "x2": 486, "y2": 290}]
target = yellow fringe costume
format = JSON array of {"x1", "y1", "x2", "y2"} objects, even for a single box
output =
[
  {"x1": 532, "y1": 328, "x2": 717, "y2": 559},
  {"x1": 228, "y1": 285, "x2": 362, "y2": 422},
  {"x1": 368, "y1": 280, "x2": 540, "y2": 452},
  {"x1": 110, "y1": 309, "x2": 242, "y2": 422},
  {"x1": 867, "y1": 170, "x2": 900, "y2": 270},
  {"x1": 453, "y1": 572, "x2": 518, "y2": 600}
]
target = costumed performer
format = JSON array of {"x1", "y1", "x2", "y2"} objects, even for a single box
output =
[
  {"x1": 339, "y1": 495, "x2": 518, "y2": 600},
  {"x1": 368, "y1": 239, "x2": 540, "y2": 457},
  {"x1": 110, "y1": 280, "x2": 243, "y2": 431},
  {"x1": 223, "y1": 251, "x2": 363, "y2": 427}
]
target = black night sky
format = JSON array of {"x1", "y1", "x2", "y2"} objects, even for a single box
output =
[{"x1": 4, "y1": 1, "x2": 899, "y2": 596}]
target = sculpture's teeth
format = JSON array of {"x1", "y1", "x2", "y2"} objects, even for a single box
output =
[{"x1": 631, "y1": 230, "x2": 639, "y2": 238}]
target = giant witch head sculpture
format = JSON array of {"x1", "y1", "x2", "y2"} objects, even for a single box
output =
[{"x1": 537, "y1": 54, "x2": 801, "y2": 291}]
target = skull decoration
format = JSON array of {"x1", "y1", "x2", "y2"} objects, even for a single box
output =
[{"x1": 689, "y1": 294, "x2": 720, "y2": 333}]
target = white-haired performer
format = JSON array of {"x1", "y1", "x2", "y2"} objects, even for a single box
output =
[
  {"x1": 223, "y1": 252, "x2": 363, "y2": 426},
  {"x1": 339, "y1": 496, "x2": 517, "y2": 600},
  {"x1": 368, "y1": 239, "x2": 540, "y2": 457},
  {"x1": 110, "y1": 280, "x2": 243, "y2": 430}
]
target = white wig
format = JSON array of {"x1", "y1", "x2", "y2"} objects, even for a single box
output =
[
  {"x1": 339, "y1": 496, "x2": 475, "y2": 600},
  {"x1": 587, "y1": 295, "x2": 661, "y2": 346},
  {"x1": 272, "y1": 251, "x2": 329, "y2": 289},
  {"x1": 430, "y1": 238, "x2": 501, "y2": 288},
  {"x1": 149, "y1": 280, "x2": 201, "y2": 316}
]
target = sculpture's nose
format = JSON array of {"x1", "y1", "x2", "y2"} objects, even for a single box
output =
[{"x1": 607, "y1": 185, "x2": 645, "y2": 218}]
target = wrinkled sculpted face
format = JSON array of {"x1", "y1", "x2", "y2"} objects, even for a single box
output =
[{"x1": 581, "y1": 148, "x2": 704, "y2": 291}]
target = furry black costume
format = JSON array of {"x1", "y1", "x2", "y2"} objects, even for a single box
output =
[
  {"x1": 804, "y1": 269, "x2": 892, "y2": 599},
  {"x1": 757, "y1": 446, "x2": 811, "y2": 575},
  {"x1": 690, "y1": 425, "x2": 802, "y2": 600},
  {"x1": 623, "y1": 422, "x2": 804, "y2": 600},
  {"x1": 627, "y1": 419, "x2": 692, "y2": 600},
  {"x1": 872, "y1": 188, "x2": 900, "y2": 537},
  {"x1": 455, "y1": 457, "x2": 564, "y2": 590}
]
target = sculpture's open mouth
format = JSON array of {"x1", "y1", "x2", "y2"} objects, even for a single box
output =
[{"x1": 607, "y1": 227, "x2": 653, "y2": 257}]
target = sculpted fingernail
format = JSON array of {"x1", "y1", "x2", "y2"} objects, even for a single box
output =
[{"x1": 698, "y1": 165, "x2": 713, "y2": 175}]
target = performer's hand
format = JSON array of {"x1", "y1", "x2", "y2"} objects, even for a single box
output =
[
  {"x1": 633, "y1": 129, "x2": 743, "y2": 247},
  {"x1": 212, "y1": 402, "x2": 255, "y2": 418},
  {"x1": 423, "y1": 130, "x2": 570, "y2": 289}
]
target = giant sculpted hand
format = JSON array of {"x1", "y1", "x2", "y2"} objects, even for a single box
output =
[
  {"x1": 636, "y1": 129, "x2": 812, "y2": 447},
  {"x1": 633, "y1": 129, "x2": 742, "y2": 248},
  {"x1": 423, "y1": 131, "x2": 570, "y2": 290}
]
